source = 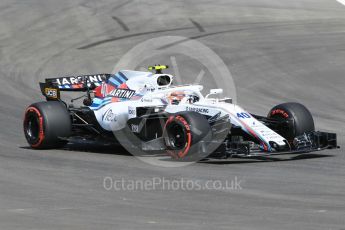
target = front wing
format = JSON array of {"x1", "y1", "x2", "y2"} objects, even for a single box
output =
[{"x1": 213, "y1": 131, "x2": 339, "y2": 158}]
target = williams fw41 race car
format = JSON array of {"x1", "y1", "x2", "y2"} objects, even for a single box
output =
[{"x1": 23, "y1": 65, "x2": 338, "y2": 160}]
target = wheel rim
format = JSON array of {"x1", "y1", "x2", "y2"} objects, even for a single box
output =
[
  {"x1": 167, "y1": 123, "x2": 187, "y2": 150},
  {"x1": 269, "y1": 110, "x2": 294, "y2": 141},
  {"x1": 25, "y1": 113, "x2": 40, "y2": 142}
]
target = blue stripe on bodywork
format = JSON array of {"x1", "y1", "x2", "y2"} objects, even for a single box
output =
[
  {"x1": 117, "y1": 72, "x2": 128, "y2": 81},
  {"x1": 90, "y1": 97, "x2": 112, "y2": 109},
  {"x1": 113, "y1": 74, "x2": 124, "y2": 85},
  {"x1": 108, "y1": 77, "x2": 121, "y2": 86}
]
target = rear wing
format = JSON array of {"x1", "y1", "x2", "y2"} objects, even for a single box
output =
[{"x1": 39, "y1": 74, "x2": 112, "y2": 100}]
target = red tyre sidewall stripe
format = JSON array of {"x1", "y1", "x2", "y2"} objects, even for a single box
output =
[
  {"x1": 270, "y1": 109, "x2": 289, "y2": 119},
  {"x1": 24, "y1": 107, "x2": 45, "y2": 148},
  {"x1": 164, "y1": 116, "x2": 179, "y2": 159},
  {"x1": 164, "y1": 115, "x2": 192, "y2": 159},
  {"x1": 175, "y1": 116, "x2": 191, "y2": 159}
]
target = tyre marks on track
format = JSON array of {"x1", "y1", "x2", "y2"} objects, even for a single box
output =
[
  {"x1": 77, "y1": 26, "x2": 195, "y2": 49},
  {"x1": 112, "y1": 16, "x2": 130, "y2": 31},
  {"x1": 189, "y1": 18, "x2": 205, "y2": 32}
]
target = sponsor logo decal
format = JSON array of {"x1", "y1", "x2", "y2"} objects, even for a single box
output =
[
  {"x1": 131, "y1": 124, "x2": 139, "y2": 133},
  {"x1": 236, "y1": 112, "x2": 251, "y2": 119},
  {"x1": 271, "y1": 109, "x2": 289, "y2": 118},
  {"x1": 102, "y1": 108, "x2": 117, "y2": 122},
  {"x1": 44, "y1": 88, "x2": 58, "y2": 99},
  {"x1": 109, "y1": 89, "x2": 136, "y2": 99},
  {"x1": 128, "y1": 109, "x2": 136, "y2": 115},
  {"x1": 55, "y1": 74, "x2": 106, "y2": 85},
  {"x1": 186, "y1": 106, "x2": 209, "y2": 114}
]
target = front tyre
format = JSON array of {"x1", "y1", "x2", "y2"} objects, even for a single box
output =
[
  {"x1": 23, "y1": 101, "x2": 71, "y2": 149},
  {"x1": 268, "y1": 102, "x2": 315, "y2": 141},
  {"x1": 163, "y1": 112, "x2": 212, "y2": 160}
]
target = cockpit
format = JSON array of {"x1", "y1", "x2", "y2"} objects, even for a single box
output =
[{"x1": 166, "y1": 90, "x2": 200, "y2": 105}]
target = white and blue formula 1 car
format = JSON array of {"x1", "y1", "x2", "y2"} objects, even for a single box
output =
[{"x1": 23, "y1": 65, "x2": 338, "y2": 160}]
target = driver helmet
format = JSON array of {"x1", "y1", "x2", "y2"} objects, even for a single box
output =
[{"x1": 167, "y1": 91, "x2": 186, "y2": 105}]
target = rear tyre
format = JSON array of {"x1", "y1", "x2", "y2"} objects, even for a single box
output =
[
  {"x1": 268, "y1": 102, "x2": 315, "y2": 141},
  {"x1": 163, "y1": 111, "x2": 212, "y2": 160},
  {"x1": 23, "y1": 101, "x2": 71, "y2": 149}
]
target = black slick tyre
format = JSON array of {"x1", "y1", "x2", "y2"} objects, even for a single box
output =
[
  {"x1": 268, "y1": 102, "x2": 315, "y2": 141},
  {"x1": 23, "y1": 101, "x2": 71, "y2": 149}
]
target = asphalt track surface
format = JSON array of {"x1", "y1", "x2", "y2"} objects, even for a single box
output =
[{"x1": 1, "y1": 0, "x2": 345, "y2": 229}]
